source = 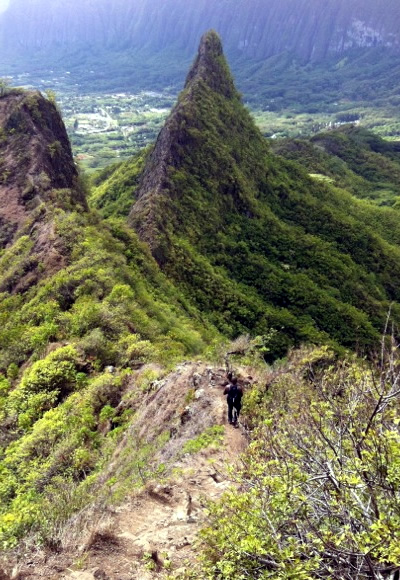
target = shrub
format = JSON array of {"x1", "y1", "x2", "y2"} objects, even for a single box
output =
[
  {"x1": 7, "y1": 346, "x2": 81, "y2": 427},
  {"x1": 198, "y1": 346, "x2": 400, "y2": 578},
  {"x1": 182, "y1": 426, "x2": 225, "y2": 454}
]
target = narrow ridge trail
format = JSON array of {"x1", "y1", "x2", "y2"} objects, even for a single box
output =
[{"x1": 11, "y1": 363, "x2": 248, "y2": 580}]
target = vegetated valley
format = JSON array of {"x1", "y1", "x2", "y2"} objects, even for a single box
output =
[
  {"x1": 2, "y1": 30, "x2": 400, "y2": 580},
  {"x1": 11, "y1": 50, "x2": 400, "y2": 173}
]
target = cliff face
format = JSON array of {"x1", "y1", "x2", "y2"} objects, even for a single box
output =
[
  {"x1": 0, "y1": 90, "x2": 87, "y2": 290},
  {"x1": 0, "y1": 0, "x2": 399, "y2": 64},
  {"x1": 0, "y1": 90, "x2": 87, "y2": 247}
]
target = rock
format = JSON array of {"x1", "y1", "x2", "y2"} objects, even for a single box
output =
[
  {"x1": 180, "y1": 406, "x2": 191, "y2": 425},
  {"x1": 194, "y1": 389, "x2": 204, "y2": 400},
  {"x1": 192, "y1": 373, "x2": 202, "y2": 388},
  {"x1": 92, "y1": 569, "x2": 109, "y2": 580},
  {"x1": 68, "y1": 572, "x2": 95, "y2": 580},
  {"x1": 209, "y1": 471, "x2": 224, "y2": 483}
]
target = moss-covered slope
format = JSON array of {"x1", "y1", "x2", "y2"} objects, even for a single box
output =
[{"x1": 124, "y1": 31, "x2": 400, "y2": 356}]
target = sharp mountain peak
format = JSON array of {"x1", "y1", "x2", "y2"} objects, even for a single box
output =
[
  {"x1": 0, "y1": 89, "x2": 87, "y2": 290},
  {"x1": 184, "y1": 30, "x2": 237, "y2": 98},
  {"x1": 128, "y1": 31, "x2": 265, "y2": 259}
]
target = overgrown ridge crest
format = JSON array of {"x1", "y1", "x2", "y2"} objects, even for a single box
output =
[
  {"x1": 0, "y1": 89, "x2": 87, "y2": 289},
  {"x1": 3, "y1": 21, "x2": 400, "y2": 580},
  {"x1": 5, "y1": 363, "x2": 247, "y2": 579}
]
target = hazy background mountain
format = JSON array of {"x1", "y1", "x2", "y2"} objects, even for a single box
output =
[
  {"x1": 1, "y1": 0, "x2": 400, "y2": 172},
  {"x1": 1, "y1": 0, "x2": 400, "y2": 94},
  {"x1": 1, "y1": 0, "x2": 400, "y2": 62}
]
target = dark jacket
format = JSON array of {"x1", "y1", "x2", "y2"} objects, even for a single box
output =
[{"x1": 223, "y1": 383, "x2": 243, "y2": 404}]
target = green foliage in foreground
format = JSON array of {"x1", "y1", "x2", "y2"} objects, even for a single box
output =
[
  {"x1": 196, "y1": 346, "x2": 400, "y2": 578},
  {"x1": 0, "y1": 207, "x2": 218, "y2": 548}
]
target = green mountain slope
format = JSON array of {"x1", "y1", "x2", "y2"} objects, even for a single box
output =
[
  {"x1": 0, "y1": 89, "x2": 217, "y2": 549},
  {"x1": 119, "y1": 31, "x2": 400, "y2": 357},
  {"x1": 4, "y1": 29, "x2": 400, "y2": 553},
  {"x1": 273, "y1": 125, "x2": 400, "y2": 207}
]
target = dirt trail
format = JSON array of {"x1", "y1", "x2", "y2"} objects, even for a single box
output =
[{"x1": 10, "y1": 364, "x2": 248, "y2": 580}]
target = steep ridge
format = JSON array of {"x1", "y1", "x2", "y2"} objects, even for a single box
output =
[
  {"x1": 0, "y1": 89, "x2": 87, "y2": 290},
  {"x1": 2, "y1": 363, "x2": 247, "y2": 579},
  {"x1": 1, "y1": 23, "x2": 400, "y2": 580},
  {"x1": 0, "y1": 84, "x2": 218, "y2": 552},
  {"x1": 126, "y1": 31, "x2": 400, "y2": 357},
  {"x1": 0, "y1": 90, "x2": 86, "y2": 244},
  {"x1": 128, "y1": 30, "x2": 258, "y2": 256}
]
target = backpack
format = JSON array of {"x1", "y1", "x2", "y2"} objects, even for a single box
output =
[{"x1": 227, "y1": 384, "x2": 238, "y2": 405}]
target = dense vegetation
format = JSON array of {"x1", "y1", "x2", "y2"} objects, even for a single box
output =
[
  {"x1": 273, "y1": 126, "x2": 400, "y2": 207},
  {"x1": 0, "y1": 83, "x2": 219, "y2": 549},
  {"x1": 0, "y1": 208, "x2": 220, "y2": 547},
  {"x1": 3, "y1": 30, "x2": 400, "y2": 571},
  {"x1": 181, "y1": 343, "x2": 400, "y2": 579},
  {"x1": 95, "y1": 32, "x2": 400, "y2": 361}
]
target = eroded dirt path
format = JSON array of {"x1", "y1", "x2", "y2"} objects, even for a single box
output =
[{"x1": 10, "y1": 364, "x2": 248, "y2": 580}]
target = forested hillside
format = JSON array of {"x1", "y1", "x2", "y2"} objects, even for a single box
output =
[
  {"x1": 0, "y1": 84, "x2": 216, "y2": 551},
  {"x1": 2, "y1": 28, "x2": 400, "y2": 580},
  {"x1": 93, "y1": 31, "x2": 400, "y2": 360},
  {"x1": 272, "y1": 126, "x2": 400, "y2": 206}
]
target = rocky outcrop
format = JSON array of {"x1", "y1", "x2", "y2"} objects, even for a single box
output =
[
  {"x1": 0, "y1": 89, "x2": 87, "y2": 249},
  {"x1": 0, "y1": 0, "x2": 399, "y2": 64},
  {"x1": 0, "y1": 89, "x2": 87, "y2": 291}
]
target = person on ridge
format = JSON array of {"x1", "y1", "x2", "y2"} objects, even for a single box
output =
[{"x1": 224, "y1": 376, "x2": 243, "y2": 425}]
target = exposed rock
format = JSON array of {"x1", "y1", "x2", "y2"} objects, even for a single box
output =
[
  {"x1": 0, "y1": 90, "x2": 87, "y2": 249},
  {"x1": 192, "y1": 373, "x2": 202, "y2": 388},
  {"x1": 92, "y1": 569, "x2": 109, "y2": 580},
  {"x1": 0, "y1": 89, "x2": 88, "y2": 290},
  {"x1": 128, "y1": 30, "x2": 257, "y2": 259},
  {"x1": 195, "y1": 389, "x2": 205, "y2": 400}
]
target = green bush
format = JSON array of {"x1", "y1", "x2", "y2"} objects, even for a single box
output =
[
  {"x1": 198, "y1": 348, "x2": 400, "y2": 578},
  {"x1": 182, "y1": 426, "x2": 225, "y2": 454},
  {"x1": 6, "y1": 346, "x2": 80, "y2": 427}
]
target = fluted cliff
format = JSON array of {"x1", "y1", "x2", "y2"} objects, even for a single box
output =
[{"x1": 0, "y1": 0, "x2": 399, "y2": 64}]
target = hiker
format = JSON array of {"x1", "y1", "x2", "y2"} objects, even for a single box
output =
[{"x1": 224, "y1": 376, "x2": 243, "y2": 425}]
